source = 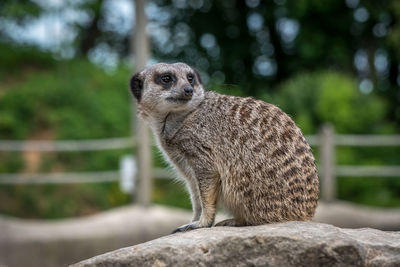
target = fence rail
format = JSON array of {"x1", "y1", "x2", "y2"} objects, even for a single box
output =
[
  {"x1": 0, "y1": 168, "x2": 173, "y2": 184},
  {"x1": 335, "y1": 166, "x2": 400, "y2": 177},
  {"x1": 0, "y1": 125, "x2": 399, "y2": 203},
  {"x1": 334, "y1": 135, "x2": 400, "y2": 146},
  {"x1": 0, "y1": 171, "x2": 120, "y2": 184},
  {"x1": 0, "y1": 137, "x2": 134, "y2": 152}
]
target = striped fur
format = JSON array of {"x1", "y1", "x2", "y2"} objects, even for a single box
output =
[{"x1": 131, "y1": 63, "x2": 319, "y2": 232}]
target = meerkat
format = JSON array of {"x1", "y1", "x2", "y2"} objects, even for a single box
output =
[{"x1": 130, "y1": 62, "x2": 319, "y2": 233}]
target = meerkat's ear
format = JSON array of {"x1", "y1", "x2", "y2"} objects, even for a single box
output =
[
  {"x1": 130, "y1": 72, "x2": 144, "y2": 101},
  {"x1": 192, "y1": 68, "x2": 203, "y2": 85}
]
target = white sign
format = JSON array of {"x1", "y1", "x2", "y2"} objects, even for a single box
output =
[{"x1": 119, "y1": 155, "x2": 136, "y2": 193}]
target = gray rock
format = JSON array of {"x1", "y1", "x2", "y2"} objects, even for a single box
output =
[{"x1": 71, "y1": 221, "x2": 400, "y2": 267}]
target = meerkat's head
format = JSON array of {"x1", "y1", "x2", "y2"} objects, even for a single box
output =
[{"x1": 130, "y1": 62, "x2": 205, "y2": 119}]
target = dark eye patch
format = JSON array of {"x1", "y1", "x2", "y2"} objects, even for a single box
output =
[{"x1": 155, "y1": 72, "x2": 176, "y2": 88}]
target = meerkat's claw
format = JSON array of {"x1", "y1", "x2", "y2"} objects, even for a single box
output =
[{"x1": 171, "y1": 222, "x2": 199, "y2": 234}]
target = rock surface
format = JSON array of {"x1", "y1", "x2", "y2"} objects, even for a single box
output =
[
  {"x1": 2, "y1": 202, "x2": 400, "y2": 267},
  {"x1": 71, "y1": 221, "x2": 400, "y2": 267}
]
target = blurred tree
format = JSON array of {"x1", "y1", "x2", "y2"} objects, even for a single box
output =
[
  {"x1": 0, "y1": 0, "x2": 42, "y2": 45},
  {"x1": 148, "y1": 0, "x2": 400, "y2": 131},
  {"x1": 0, "y1": 0, "x2": 42, "y2": 24},
  {"x1": 76, "y1": 0, "x2": 105, "y2": 56},
  {"x1": 1, "y1": 1, "x2": 399, "y2": 123}
]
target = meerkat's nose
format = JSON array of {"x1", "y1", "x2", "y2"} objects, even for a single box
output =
[{"x1": 183, "y1": 86, "x2": 193, "y2": 97}]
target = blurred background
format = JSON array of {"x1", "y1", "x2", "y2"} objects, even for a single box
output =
[{"x1": 0, "y1": 0, "x2": 400, "y2": 266}]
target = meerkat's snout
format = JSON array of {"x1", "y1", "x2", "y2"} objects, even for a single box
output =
[{"x1": 183, "y1": 86, "x2": 193, "y2": 97}]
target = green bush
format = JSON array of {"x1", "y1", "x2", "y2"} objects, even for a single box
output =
[
  {"x1": 272, "y1": 71, "x2": 387, "y2": 134},
  {"x1": 0, "y1": 43, "x2": 55, "y2": 80},
  {"x1": 0, "y1": 53, "x2": 137, "y2": 218},
  {"x1": 0, "y1": 59, "x2": 132, "y2": 140}
]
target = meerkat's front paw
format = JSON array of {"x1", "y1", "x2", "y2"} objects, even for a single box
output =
[
  {"x1": 171, "y1": 221, "x2": 200, "y2": 234},
  {"x1": 171, "y1": 220, "x2": 214, "y2": 234}
]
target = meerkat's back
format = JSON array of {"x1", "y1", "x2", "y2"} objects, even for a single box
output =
[{"x1": 181, "y1": 91, "x2": 319, "y2": 225}]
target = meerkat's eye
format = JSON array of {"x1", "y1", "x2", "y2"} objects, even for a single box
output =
[
  {"x1": 161, "y1": 74, "x2": 172, "y2": 84},
  {"x1": 187, "y1": 74, "x2": 194, "y2": 85}
]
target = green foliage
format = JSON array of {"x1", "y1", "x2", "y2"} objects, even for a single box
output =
[
  {"x1": 0, "y1": 43, "x2": 55, "y2": 79},
  {"x1": 208, "y1": 83, "x2": 246, "y2": 97},
  {"x1": 338, "y1": 177, "x2": 400, "y2": 207},
  {"x1": 273, "y1": 71, "x2": 387, "y2": 134},
  {"x1": 336, "y1": 146, "x2": 400, "y2": 207},
  {"x1": 153, "y1": 179, "x2": 191, "y2": 210},
  {"x1": 0, "y1": 52, "x2": 135, "y2": 218},
  {"x1": 0, "y1": 1, "x2": 42, "y2": 21},
  {"x1": 0, "y1": 152, "x2": 24, "y2": 173},
  {"x1": 336, "y1": 146, "x2": 400, "y2": 166},
  {"x1": 0, "y1": 59, "x2": 132, "y2": 139}
]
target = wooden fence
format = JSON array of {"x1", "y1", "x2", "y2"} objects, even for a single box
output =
[
  {"x1": 0, "y1": 124, "x2": 399, "y2": 203},
  {"x1": 313, "y1": 124, "x2": 400, "y2": 202}
]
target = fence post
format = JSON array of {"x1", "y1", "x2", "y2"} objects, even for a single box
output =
[
  {"x1": 319, "y1": 124, "x2": 335, "y2": 202},
  {"x1": 132, "y1": 0, "x2": 152, "y2": 206}
]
